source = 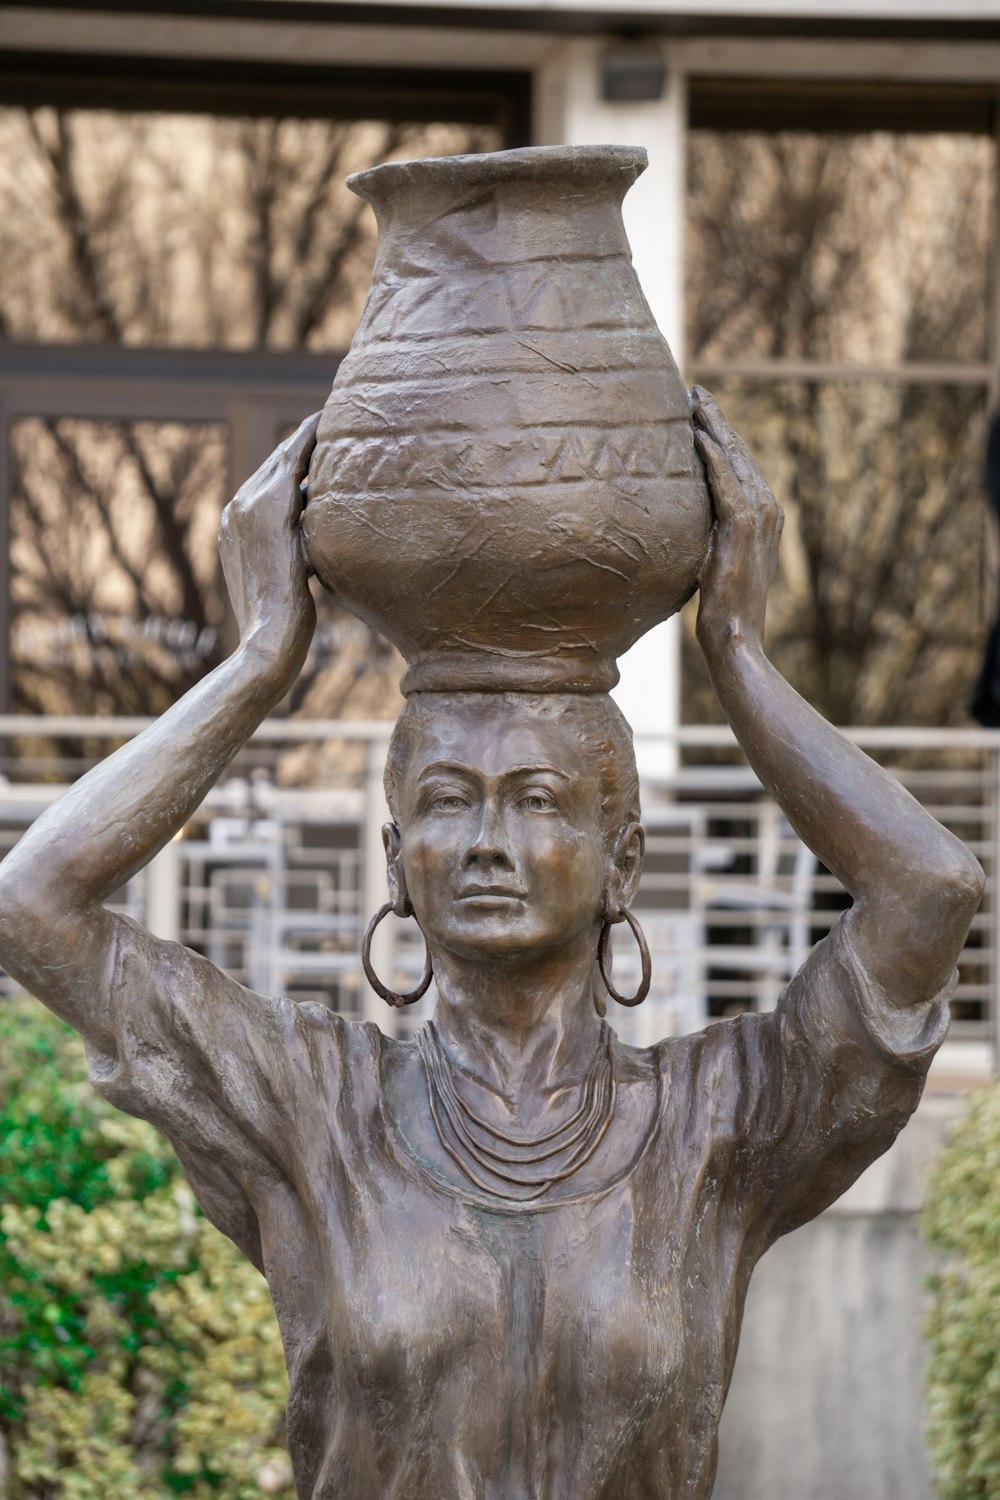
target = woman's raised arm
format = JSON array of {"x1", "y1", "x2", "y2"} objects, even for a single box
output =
[
  {"x1": 691, "y1": 386, "x2": 984, "y2": 1006},
  {"x1": 0, "y1": 414, "x2": 320, "y2": 1054}
]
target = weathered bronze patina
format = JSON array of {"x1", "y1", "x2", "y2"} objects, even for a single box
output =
[
  {"x1": 303, "y1": 146, "x2": 712, "y2": 695},
  {"x1": 0, "y1": 147, "x2": 983, "y2": 1500}
]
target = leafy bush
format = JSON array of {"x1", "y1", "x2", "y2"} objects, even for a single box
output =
[
  {"x1": 923, "y1": 1082, "x2": 1000, "y2": 1500},
  {"x1": 0, "y1": 996, "x2": 293, "y2": 1499}
]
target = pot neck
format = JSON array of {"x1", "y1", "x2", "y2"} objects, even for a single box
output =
[{"x1": 349, "y1": 144, "x2": 646, "y2": 272}]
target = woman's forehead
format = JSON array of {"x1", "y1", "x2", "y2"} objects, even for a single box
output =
[{"x1": 403, "y1": 701, "x2": 596, "y2": 782}]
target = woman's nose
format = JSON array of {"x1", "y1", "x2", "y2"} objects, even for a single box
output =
[{"x1": 463, "y1": 801, "x2": 514, "y2": 867}]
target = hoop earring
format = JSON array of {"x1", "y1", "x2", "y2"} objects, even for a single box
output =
[
  {"x1": 362, "y1": 902, "x2": 433, "y2": 1008},
  {"x1": 598, "y1": 908, "x2": 651, "y2": 1007}
]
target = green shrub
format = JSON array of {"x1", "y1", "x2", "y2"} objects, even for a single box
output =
[
  {"x1": 0, "y1": 996, "x2": 293, "y2": 1499},
  {"x1": 923, "y1": 1081, "x2": 1000, "y2": 1500}
]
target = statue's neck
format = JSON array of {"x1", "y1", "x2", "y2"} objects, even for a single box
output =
[{"x1": 429, "y1": 943, "x2": 605, "y2": 1123}]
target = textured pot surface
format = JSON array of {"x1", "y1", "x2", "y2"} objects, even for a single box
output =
[{"x1": 304, "y1": 144, "x2": 712, "y2": 694}]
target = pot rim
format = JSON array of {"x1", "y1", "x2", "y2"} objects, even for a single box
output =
[{"x1": 347, "y1": 143, "x2": 648, "y2": 208}]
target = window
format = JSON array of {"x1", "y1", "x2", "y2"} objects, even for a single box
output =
[{"x1": 0, "y1": 67, "x2": 526, "y2": 718}]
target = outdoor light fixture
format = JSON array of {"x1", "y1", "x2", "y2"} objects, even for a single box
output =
[{"x1": 600, "y1": 42, "x2": 668, "y2": 103}]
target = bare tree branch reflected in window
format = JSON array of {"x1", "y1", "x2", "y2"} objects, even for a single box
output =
[
  {"x1": 0, "y1": 109, "x2": 501, "y2": 722},
  {"x1": 684, "y1": 130, "x2": 994, "y2": 730}
]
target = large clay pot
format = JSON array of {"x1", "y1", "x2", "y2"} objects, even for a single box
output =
[{"x1": 304, "y1": 144, "x2": 712, "y2": 695}]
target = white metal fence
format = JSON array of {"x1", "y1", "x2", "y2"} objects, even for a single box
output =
[{"x1": 0, "y1": 716, "x2": 994, "y2": 1071}]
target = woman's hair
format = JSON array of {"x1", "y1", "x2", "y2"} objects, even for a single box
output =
[{"x1": 383, "y1": 691, "x2": 641, "y2": 845}]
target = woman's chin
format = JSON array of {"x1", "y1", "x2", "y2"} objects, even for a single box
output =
[{"x1": 427, "y1": 915, "x2": 598, "y2": 969}]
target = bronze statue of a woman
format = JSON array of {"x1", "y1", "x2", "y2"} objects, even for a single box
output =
[{"x1": 0, "y1": 147, "x2": 983, "y2": 1500}]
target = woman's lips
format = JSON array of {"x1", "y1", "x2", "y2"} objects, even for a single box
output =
[{"x1": 456, "y1": 886, "x2": 525, "y2": 902}]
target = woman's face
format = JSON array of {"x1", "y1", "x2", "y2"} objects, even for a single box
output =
[{"x1": 394, "y1": 698, "x2": 610, "y2": 964}]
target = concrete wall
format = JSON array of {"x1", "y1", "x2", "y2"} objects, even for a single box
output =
[{"x1": 713, "y1": 1094, "x2": 958, "y2": 1500}]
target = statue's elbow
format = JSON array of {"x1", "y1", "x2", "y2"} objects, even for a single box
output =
[
  {"x1": 933, "y1": 850, "x2": 986, "y2": 935},
  {"x1": 0, "y1": 866, "x2": 58, "y2": 969}
]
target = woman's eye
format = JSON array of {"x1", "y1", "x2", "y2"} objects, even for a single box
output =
[
  {"x1": 430, "y1": 792, "x2": 469, "y2": 812},
  {"x1": 518, "y1": 791, "x2": 558, "y2": 812}
]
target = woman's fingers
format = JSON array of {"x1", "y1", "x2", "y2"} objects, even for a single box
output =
[
  {"x1": 691, "y1": 385, "x2": 721, "y2": 418},
  {"x1": 692, "y1": 386, "x2": 745, "y2": 470},
  {"x1": 283, "y1": 411, "x2": 323, "y2": 486},
  {"x1": 226, "y1": 413, "x2": 323, "y2": 542},
  {"x1": 692, "y1": 386, "x2": 768, "y2": 492},
  {"x1": 694, "y1": 427, "x2": 745, "y2": 523},
  {"x1": 691, "y1": 385, "x2": 731, "y2": 448},
  {"x1": 240, "y1": 411, "x2": 322, "y2": 496},
  {"x1": 693, "y1": 386, "x2": 747, "y2": 487},
  {"x1": 693, "y1": 387, "x2": 782, "y2": 525}
]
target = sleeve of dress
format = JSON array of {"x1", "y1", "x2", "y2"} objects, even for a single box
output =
[
  {"x1": 82, "y1": 915, "x2": 314, "y2": 1271},
  {"x1": 692, "y1": 911, "x2": 953, "y2": 1248}
]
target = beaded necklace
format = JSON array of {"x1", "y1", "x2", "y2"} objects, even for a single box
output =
[{"x1": 418, "y1": 1020, "x2": 617, "y2": 1202}]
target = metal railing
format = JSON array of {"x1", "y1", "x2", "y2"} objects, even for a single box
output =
[{"x1": 0, "y1": 716, "x2": 995, "y2": 1074}]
